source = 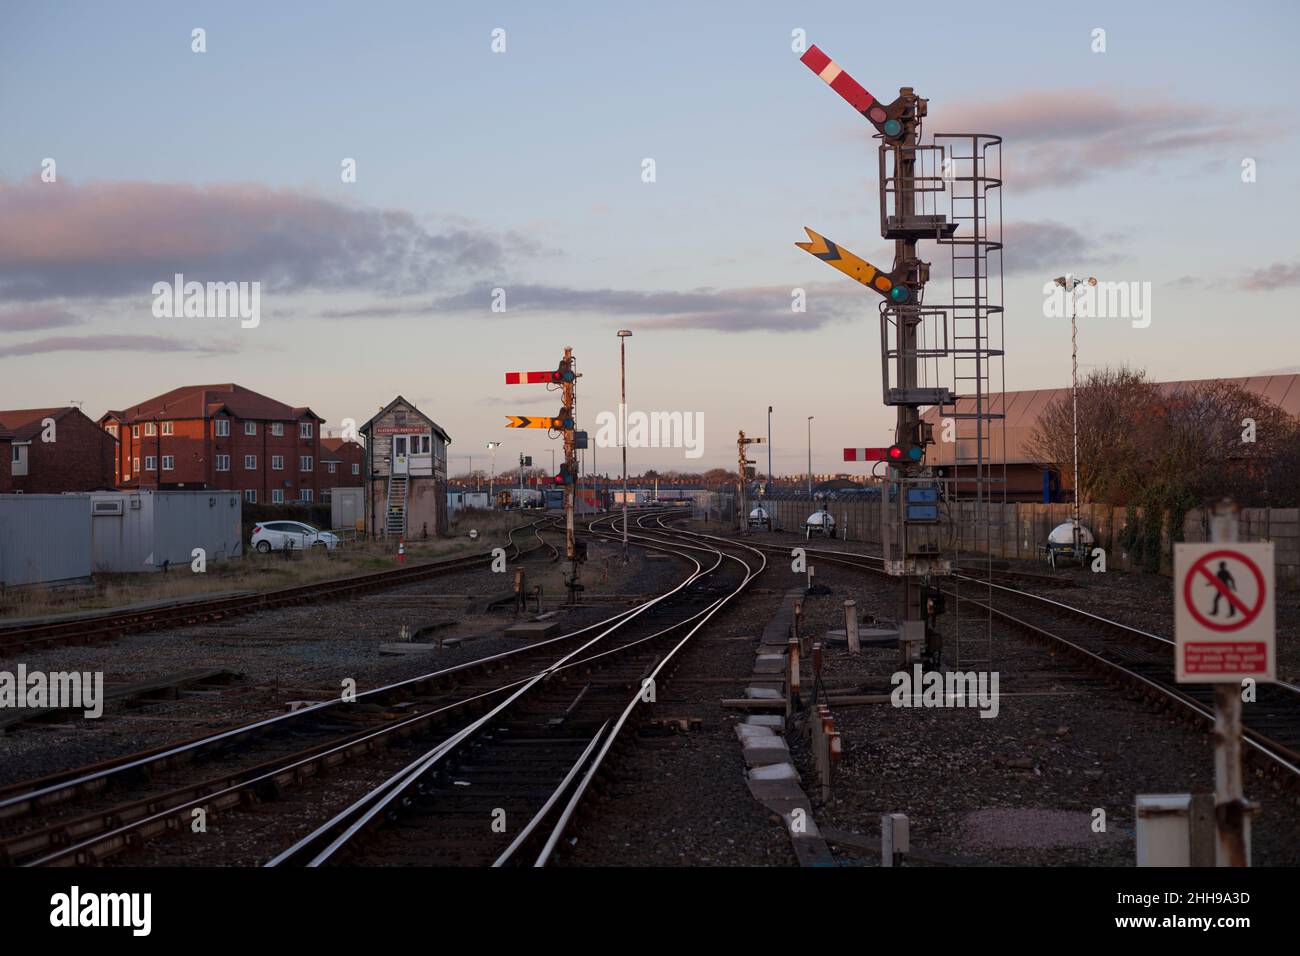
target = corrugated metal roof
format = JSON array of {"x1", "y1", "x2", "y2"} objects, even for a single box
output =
[{"x1": 923, "y1": 374, "x2": 1299, "y2": 464}]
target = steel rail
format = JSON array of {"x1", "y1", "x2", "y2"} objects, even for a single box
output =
[
  {"x1": 265, "y1": 518, "x2": 723, "y2": 866},
  {"x1": 735, "y1": 539, "x2": 1300, "y2": 779},
  {"x1": 526, "y1": 512, "x2": 767, "y2": 866}
]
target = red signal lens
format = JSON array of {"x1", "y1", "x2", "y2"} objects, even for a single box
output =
[{"x1": 888, "y1": 445, "x2": 904, "y2": 460}]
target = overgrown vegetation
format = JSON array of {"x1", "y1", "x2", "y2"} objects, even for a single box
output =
[
  {"x1": 1028, "y1": 366, "x2": 1300, "y2": 509},
  {"x1": 1030, "y1": 366, "x2": 1300, "y2": 570}
]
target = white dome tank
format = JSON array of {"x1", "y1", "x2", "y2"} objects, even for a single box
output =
[{"x1": 1047, "y1": 521, "x2": 1093, "y2": 546}]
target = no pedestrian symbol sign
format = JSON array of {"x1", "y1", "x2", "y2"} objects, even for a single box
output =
[{"x1": 1174, "y1": 542, "x2": 1274, "y2": 683}]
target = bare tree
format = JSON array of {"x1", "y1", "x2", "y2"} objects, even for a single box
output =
[{"x1": 1025, "y1": 365, "x2": 1160, "y2": 504}]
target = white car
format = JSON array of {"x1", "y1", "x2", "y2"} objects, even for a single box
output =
[{"x1": 251, "y1": 521, "x2": 340, "y2": 553}]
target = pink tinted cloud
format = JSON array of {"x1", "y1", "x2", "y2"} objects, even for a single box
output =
[
  {"x1": 0, "y1": 178, "x2": 530, "y2": 301},
  {"x1": 927, "y1": 89, "x2": 1263, "y2": 191}
]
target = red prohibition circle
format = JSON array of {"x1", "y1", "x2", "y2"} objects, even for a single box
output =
[{"x1": 1183, "y1": 549, "x2": 1266, "y2": 632}]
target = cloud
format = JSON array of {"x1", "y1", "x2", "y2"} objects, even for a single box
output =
[
  {"x1": 413, "y1": 219, "x2": 1097, "y2": 333},
  {"x1": 929, "y1": 89, "x2": 1263, "y2": 191},
  {"x1": 429, "y1": 282, "x2": 865, "y2": 333},
  {"x1": 0, "y1": 178, "x2": 536, "y2": 301},
  {"x1": 1238, "y1": 261, "x2": 1300, "y2": 291},
  {"x1": 0, "y1": 334, "x2": 240, "y2": 359},
  {"x1": 0, "y1": 304, "x2": 82, "y2": 332}
]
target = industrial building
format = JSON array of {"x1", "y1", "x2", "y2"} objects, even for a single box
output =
[
  {"x1": 99, "y1": 384, "x2": 327, "y2": 504},
  {"x1": 360, "y1": 397, "x2": 451, "y2": 538},
  {"x1": 921, "y1": 374, "x2": 1300, "y2": 502},
  {"x1": 89, "y1": 490, "x2": 243, "y2": 572}
]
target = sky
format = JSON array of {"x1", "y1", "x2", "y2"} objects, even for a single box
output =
[{"x1": 1, "y1": 0, "x2": 1297, "y2": 474}]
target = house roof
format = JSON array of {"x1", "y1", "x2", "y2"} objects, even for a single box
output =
[
  {"x1": 0, "y1": 406, "x2": 78, "y2": 442},
  {"x1": 101, "y1": 384, "x2": 323, "y2": 425},
  {"x1": 922, "y1": 374, "x2": 1300, "y2": 465},
  {"x1": 360, "y1": 395, "x2": 452, "y2": 444},
  {"x1": 321, "y1": 438, "x2": 362, "y2": 454}
]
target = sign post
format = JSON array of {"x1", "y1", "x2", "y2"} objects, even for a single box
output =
[{"x1": 1174, "y1": 499, "x2": 1273, "y2": 866}]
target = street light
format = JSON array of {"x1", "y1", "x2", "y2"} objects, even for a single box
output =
[
  {"x1": 486, "y1": 441, "x2": 501, "y2": 508},
  {"x1": 1053, "y1": 274, "x2": 1097, "y2": 559},
  {"x1": 806, "y1": 416, "x2": 814, "y2": 499},
  {"x1": 618, "y1": 329, "x2": 633, "y2": 562}
]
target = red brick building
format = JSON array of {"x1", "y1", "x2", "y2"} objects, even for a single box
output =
[
  {"x1": 99, "y1": 384, "x2": 325, "y2": 505},
  {"x1": 0, "y1": 407, "x2": 117, "y2": 494},
  {"x1": 320, "y1": 438, "x2": 364, "y2": 500}
]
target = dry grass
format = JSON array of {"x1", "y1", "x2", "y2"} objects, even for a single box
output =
[{"x1": 0, "y1": 510, "x2": 550, "y2": 622}]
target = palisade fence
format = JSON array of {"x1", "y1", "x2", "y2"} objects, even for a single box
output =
[{"x1": 711, "y1": 495, "x2": 1299, "y2": 589}]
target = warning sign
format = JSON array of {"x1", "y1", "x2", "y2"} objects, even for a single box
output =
[{"x1": 1174, "y1": 542, "x2": 1274, "y2": 683}]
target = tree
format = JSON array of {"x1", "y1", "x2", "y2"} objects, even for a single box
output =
[{"x1": 1025, "y1": 365, "x2": 1160, "y2": 504}]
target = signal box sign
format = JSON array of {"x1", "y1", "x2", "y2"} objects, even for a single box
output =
[{"x1": 1174, "y1": 542, "x2": 1274, "y2": 683}]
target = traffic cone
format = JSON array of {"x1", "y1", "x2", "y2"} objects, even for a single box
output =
[{"x1": 396, "y1": 536, "x2": 406, "y2": 563}]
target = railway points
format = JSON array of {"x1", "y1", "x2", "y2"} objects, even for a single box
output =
[{"x1": 2, "y1": 9, "x2": 1297, "y2": 938}]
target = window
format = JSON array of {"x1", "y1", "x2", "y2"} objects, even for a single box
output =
[
  {"x1": 300, "y1": 488, "x2": 313, "y2": 503},
  {"x1": 145, "y1": 455, "x2": 156, "y2": 470},
  {"x1": 271, "y1": 489, "x2": 285, "y2": 504},
  {"x1": 271, "y1": 422, "x2": 284, "y2": 437},
  {"x1": 145, "y1": 422, "x2": 157, "y2": 436},
  {"x1": 244, "y1": 455, "x2": 257, "y2": 469},
  {"x1": 162, "y1": 456, "x2": 174, "y2": 471},
  {"x1": 215, "y1": 419, "x2": 230, "y2": 437},
  {"x1": 352, "y1": 463, "x2": 360, "y2": 475},
  {"x1": 215, "y1": 454, "x2": 230, "y2": 472},
  {"x1": 132, "y1": 425, "x2": 140, "y2": 438},
  {"x1": 420, "y1": 435, "x2": 431, "y2": 454},
  {"x1": 161, "y1": 422, "x2": 174, "y2": 436},
  {"x1": 299, "y1": 422, "x2": 313, "y2": 439},
  {"x1": 244, "y1": 421, "x2": 257, "y2": 436},
  {"x1": 244, "y1": 489, "x2": 257, "y2": 503},
  {"x1": 106, "y1": 424, "x2": 118, "y2": 437},
  {"x1": 271, "y1": 455, "x2": 284, "y2": 471},
  {"x1": 132, "y1": 457, "x2": 140, "y2": 472},
  {"x1": 10, "y1": 446, "x2": 18, "y2": 463},
  {"x1": 327, "y1": 462, "x2": 337, "y2": 474},
  {"x1": 300, "y1": 456, "x2": 313, "y2": 471}
]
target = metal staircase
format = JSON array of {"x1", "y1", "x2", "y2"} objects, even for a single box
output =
[{"x1": 385, "y1": 475, "x2": 408, "y2": 537}]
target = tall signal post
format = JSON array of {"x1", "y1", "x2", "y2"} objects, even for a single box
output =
[
  {"x1": 797, "y1": 44, "x2": 1005, "y2": 669},
  {"x1": 504, "y1": 346, "x2": 586, "y2": 603},
  {"x1": 737, "y1": 430, "x2": 764, "y2": 531}
]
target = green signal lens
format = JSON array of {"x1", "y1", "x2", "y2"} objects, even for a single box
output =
[
  {"x1": 883, "y1": 119, "x2": 902, "y2": 137},
  {"x1": 890, "y1": 286, "x2": 909, "y2": 303}
]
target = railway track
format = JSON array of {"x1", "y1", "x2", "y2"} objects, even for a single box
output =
[
  {"x1": 266, "y1": 510, "x2": 766, "y2": 867},
  {"x1": 0, "y1": 510, "x2": 761, "y2": 866},
  {"x1": 738, "y1": 537, "x2": 1300, "y2": 783},
  {"x1": 0, "y1": 517, "x2": 560, "y2": 657}
]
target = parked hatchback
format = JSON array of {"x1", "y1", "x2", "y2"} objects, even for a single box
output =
[{"x1": 251, "y1": 521, "x2": 340, "y2": 552}]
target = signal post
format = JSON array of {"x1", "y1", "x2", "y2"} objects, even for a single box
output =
[
  {"x1": 737, "y1": 431, "x2": 764, "y2": 532},
  {"x1": 797, "y1": 43, "x2": 1003, "y2": 669},
  {"x1": 504, "y1": 347, "x2": 587, "y2": 603}
]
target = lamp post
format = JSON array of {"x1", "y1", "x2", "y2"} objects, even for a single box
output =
[
  {"x1": 1053, "y1": 274, "x2": 1097, "y2": 559},
  {"x1": 618, "y1": 330, "x2": 633, "y2": 562},
  {"x1": 486, "y1": 441, "x2": 501, "y2": 508},
  {"x1": 806, "y1": 416, "x2": 814, "y2": 499}
]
